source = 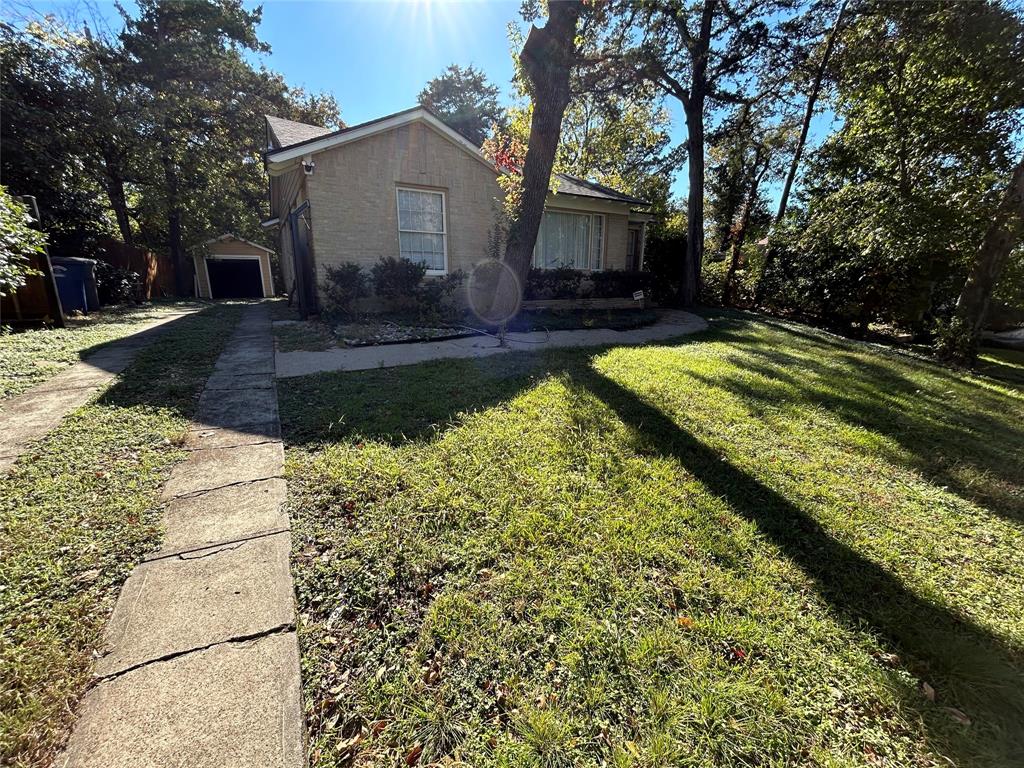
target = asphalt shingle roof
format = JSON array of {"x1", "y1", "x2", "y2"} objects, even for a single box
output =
[
  {"x1": 265, "y1": 115, "x2": 335, "y2": 149},
  {"x1": 553, "y1": 174, "x2": 650, "y2": 206}
]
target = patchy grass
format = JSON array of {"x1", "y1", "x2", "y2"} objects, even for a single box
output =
[
  {"x1": 0, "y1": 301, "x2": 205, "y2": 403},
  {"x1": 274, "y1": 319, "x2": 336, "y2": 352},
  {"x1": 282, "y1": 312, "x2": 1024, "y2": 768},
  {"x1": 0, "y1": 303, "x2": 244, "y2": 767}
]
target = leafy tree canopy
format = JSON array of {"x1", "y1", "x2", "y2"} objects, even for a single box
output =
[{"x1": 418, "y1": 63, "x2": 504, "y2": 146}]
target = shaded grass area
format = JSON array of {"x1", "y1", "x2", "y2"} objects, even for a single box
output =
[
  {"x1": 0, "y1": 303, "x2": 244, "y2": 767},
  {"x1": 283, "y1": 313, "x2": 1024, "y2": 767},
  {"x1": 274, "y1": 320, "x2": 336, "y2": 352},
  {"x1": 977, "y1": 347, "x2": 1024, "y2": 386},
  {"x1": 0, "y1": 301, "x2": 206, "y2": 403}
]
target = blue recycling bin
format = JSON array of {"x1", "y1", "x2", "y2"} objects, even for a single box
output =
[{"x1": 51, "y1": 257, "x2": 100, "y2": 314}]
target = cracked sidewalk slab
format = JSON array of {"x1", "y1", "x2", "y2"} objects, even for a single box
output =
[
  {"x1": 161, "y1": 441, "x2": 284, "y2": 499},
  {"x1": 185, "y1": 424, "x2": 282, "y2": 450},
  {"x1": 60, "y1": 630, "x2": 303, "y2": 768},
  {"x1": 196, "y1": 387, "x2": 279, "y2": 430},
  {"x1": 158, "y1": 478, "x2": 288, "y2": 554},
  {"x1": 93, "y1": 527, "x2": 295, "y2": 678}
]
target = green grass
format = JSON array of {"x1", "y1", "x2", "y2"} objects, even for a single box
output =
[
  {"x1": 282, "y1": 312, "x2": 1024, "y2": 768},
  {"x1": 0, "y1": 303, "x2": 244, "y2": 767},
  {"x1": 0, "y1": 301, "x2": 205, "y2": 403},
  {"x1": 977, "y1": 347, "x2": 1024, "y2": 386}
]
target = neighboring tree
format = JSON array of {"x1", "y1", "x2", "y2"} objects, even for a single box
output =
[
  {"x1": 773, "y1": 0, "x2": 850, "y2": 225},
  {"x1": 0, "y1": 186, "x2": 46, "y2": 296},
  {"x1": 761, "y1": 0, "x2": 1024, "y2": 335},
  {"x1": 118, "y1": 0, "x2": 270, "y2": 295},
  {"x1": 628, "y1": 0, "x2": 815, "y2": 305},
  {"x1": 943, "y1": 151, "x2": 1024, "y2": 364},
  {"x1": 418, "y1": 64, "x2": 504, "y2": 146},
  {"x1": 506, "y1": 86, "x2": 673, "y2": 209},
  {"x1": 0, "y1": 20, "x2": 114, "y2": 254}
]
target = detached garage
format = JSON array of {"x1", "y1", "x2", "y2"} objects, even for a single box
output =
[{"x1": 195, "y1": 234, "x2": 275, "y2": 299}]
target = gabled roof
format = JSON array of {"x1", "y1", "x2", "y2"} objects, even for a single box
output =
[
  {"x1": 204, "y1": 233, "x2": 274, "y2": 254},
  {"x1": 264, "y1": 106, "x2": 494, "y2": 174},
  {"x1": 554, "y1": 174, "x2": 650, "y2": 206},
  {"x1": 265, "y1": 115, "x2": 335, "y2": 149},
  {"x1": 264, "y1": 107, "x2": 650, "y2": 207}
]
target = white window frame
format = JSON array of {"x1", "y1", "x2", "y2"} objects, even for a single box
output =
[
  {"x1": 396, "y1": 186, "x2": 448, "y2": 275},
  {"x1": 533, "y1": 210, "x2": 605, "y2": 272}
]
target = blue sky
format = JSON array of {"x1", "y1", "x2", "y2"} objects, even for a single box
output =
[{"x1": 7, "y1": 0, "x2": 830, "y2": 201}]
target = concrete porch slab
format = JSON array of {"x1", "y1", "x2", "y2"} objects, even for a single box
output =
[
  {"x1": 94, "y1": 533, "x2": 294, "y2": 677},
  {"x1": 60, "y1": 630, "x2": 303, "y2": 768}
]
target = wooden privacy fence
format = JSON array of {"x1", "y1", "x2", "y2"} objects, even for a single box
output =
[{"x1": 95, "y1": 237, "x2": 176, "y2": 300}]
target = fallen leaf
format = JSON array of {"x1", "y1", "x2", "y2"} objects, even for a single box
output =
[
  {"x1": 405, "y1": 744, "x2": 423, "y2": 765},
  {"x1": 944, "y1": 707, "x2": 971, "y2": 726},
  {"x1": 920, "y1": 681, "x2": 935, "y2": 702},
  {"x1": 676, "y1": 616, "x2": 695, "y2": 629}
]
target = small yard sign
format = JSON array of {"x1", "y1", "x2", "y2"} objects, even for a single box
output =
[{"x1": 633, "y1": 290, "x2": 645, "y2": 301}]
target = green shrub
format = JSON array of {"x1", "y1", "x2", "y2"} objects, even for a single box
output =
[
  {"x1": 371, "y1": 256, "x2": 427, "y2": 300},
  {"x1": 321, "y1": 262, "x2": 368, "y2": 318},
  {"x1": 590, "y1": 269, "x2": 654, "y2": 299},
  {"x1": 95, "y1": 261, "x2": 142, "y2": 305},
  {"x1": 525, "y1": 267, "x2": 585, "y2": 300},
  {"x1": 0, "y1": 186, "x2": 46, "y2": 296},
  {"x1": 416, "y1": 270, "x2": 466, "y2": 324}
]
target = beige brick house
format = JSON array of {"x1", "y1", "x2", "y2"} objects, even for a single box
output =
[{"x1": 262, "y1": 107, "x2": 652, "y2": 315}]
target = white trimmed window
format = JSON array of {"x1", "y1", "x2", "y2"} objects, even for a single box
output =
[
  {"x1": 397, "y1": 187, "x2": 447, "y2": 273},
  {"x1": 532, "y1": 210, "x2": 604, "y2": 271}
]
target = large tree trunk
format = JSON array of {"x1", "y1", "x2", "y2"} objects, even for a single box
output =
[
  {"x1": 502, "y1": 1, "x2": 582, "y2": 294},
  {"x1": 682, "y1": 100, "x2": 705, "y2": 306},
  {"x1": 103, "y1": 159, "x2": 134, "y2": 247},
  {"x1": 950, "y1": 151, "x2": 1024, "y2": 364},
  {"x1": 162, "y1": 136, "x2": 189, "y2": 296},
  {"x1": 677, "y1": 0, "x2": 716, "y2": 307},
  {"x1": 756, "y1": 0, "x2": 849, "y2": 306},
  {"x1": 724, "y1": 157, "x2": 770, "y2": 305}
]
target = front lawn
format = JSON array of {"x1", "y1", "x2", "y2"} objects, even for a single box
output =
[
  {"x1": 0, "y1": 303, "x2": 243, "y2": 767},
  {"x1": 282, "y1": 313, "x2": 1024, "y2": 768},
  {"x1": 0, "y1": 301, "x2": 204, "y2": 403}
]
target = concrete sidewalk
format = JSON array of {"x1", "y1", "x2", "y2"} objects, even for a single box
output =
[
  {"x1": 0, "y1": 309, "x2": 196, "y2": 472},
  {"x1": 60, "y1": 304, "x2": 304, "y2": 768},
  {"x1": 275, "y1": 309, "x2": 708, "y2": 378}
]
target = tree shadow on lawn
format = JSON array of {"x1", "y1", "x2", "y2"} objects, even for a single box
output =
[
  {"x1": 278, "y1": 348, "x2": 595, "y2": 446},
  {"x1": 695, "y1": 320, "x2": 1024, "y2": 525},
  {"x1": 568, "y1": 364, "x2": 1024, "y2": 767}
]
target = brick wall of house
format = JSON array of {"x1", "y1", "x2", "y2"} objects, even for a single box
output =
[
  {"x1": 300, "y1": 119, "x2": 639, "y2": 306},
  {"x1": 305, "y1": 122, "x2": 503, "y2": 293}
]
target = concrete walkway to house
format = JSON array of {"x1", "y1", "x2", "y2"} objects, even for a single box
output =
[
  {"x1": 0, "y1": 309, "x2": 197, "y2": 472},
  {"x1": 275, "y1": 309, "x2": 708, "y2": 378},
  {"x1": 60, "y1": 304, "x2": 304, "y2": 768}
]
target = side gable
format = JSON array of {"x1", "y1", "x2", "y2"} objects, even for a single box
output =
[{"x1": 265, "y1": 107, "x2": 496, "y2": 176}]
